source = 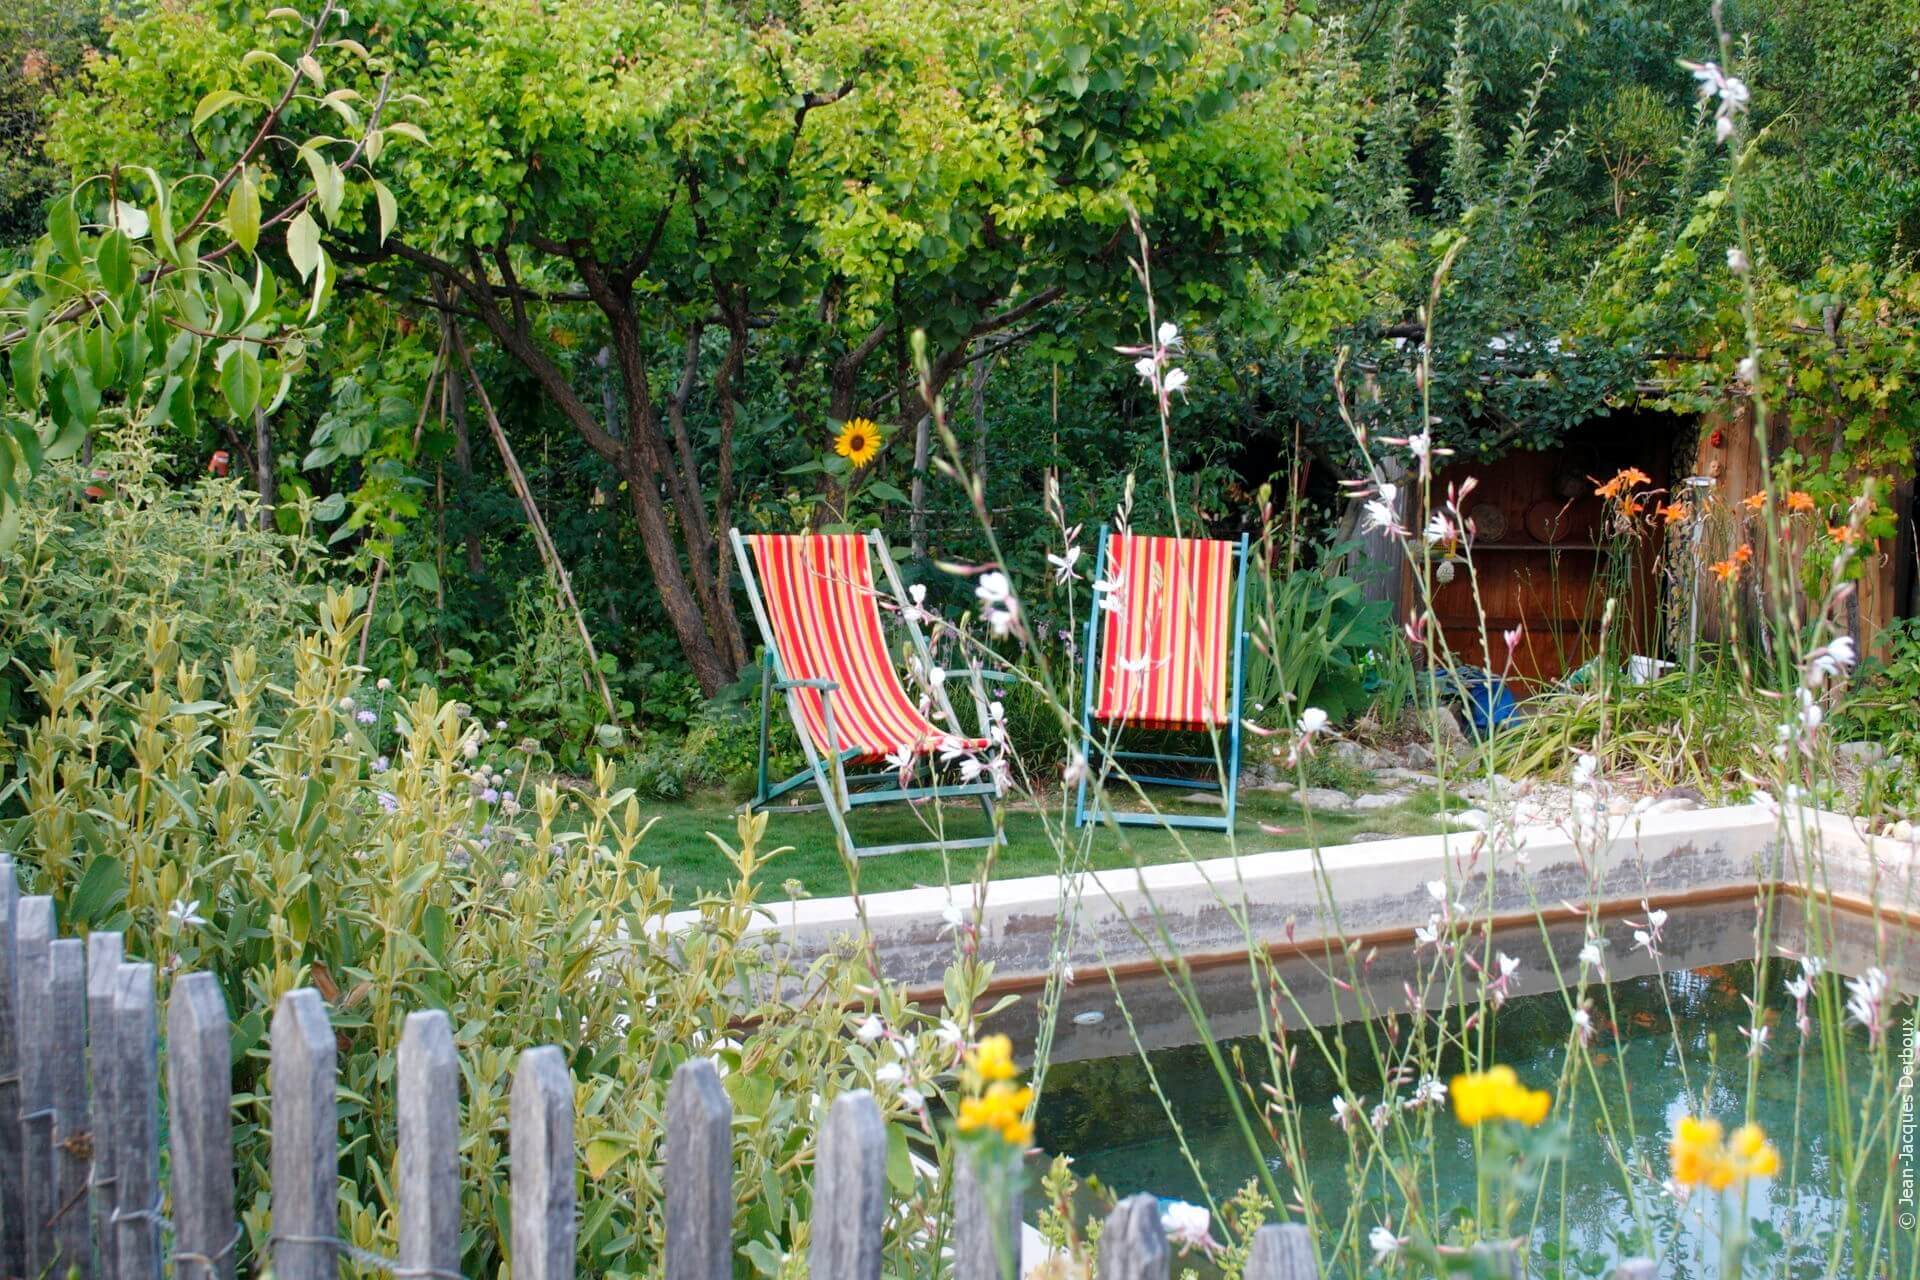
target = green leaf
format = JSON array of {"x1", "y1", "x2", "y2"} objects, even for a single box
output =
[
  {"x1": 287, "y1": 210, "x2": 321, "y2": 279},
  {"x1": 228, "y1": 170, "x2": 262, "y2": 254},
  {"x1": 407, "y1": 559, "x2": 440, "y2": 592},
  {"x1": 221, "y1": 347, "x2": 263, "y2": 419},
  {"x1": 583, "y1": 1138, "x2": 629, "y2": 1180},
  {"x1": 97, "y1": 229, "x2": 133, "y2": 296},
  {"x1": 42, "y1": 414, "x2": 86, "y2": 463},
  {"x1": 47, "y1": 194, "x2": 81, "y2": 266},
  {"x1": 192, "y1": 89, "x2": 249, "y2": 131},
  {"x1": 67, "y1": 856, "x2": 129, "y2": 928},
  {"x1": 372, "y1": 180, "x2": 397, "y2": 244},
  {"x1": 10, "y1": 336, "x2": 41, "y2": 408},
  {"x1": 312, "y1": 492, "x2": 347, "y2": 521}
]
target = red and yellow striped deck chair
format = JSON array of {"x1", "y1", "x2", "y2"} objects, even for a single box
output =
[
  {"x1": 1073, "y1": 526, "x2": 1252, "y2": 831},
  {"x1": 730, "y1": 528, "x2": 1002, "y2": 859}
]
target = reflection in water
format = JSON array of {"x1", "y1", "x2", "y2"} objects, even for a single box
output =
[{"x1": 1010, "y1": 901, "x2": 1915, "y2": 1277}]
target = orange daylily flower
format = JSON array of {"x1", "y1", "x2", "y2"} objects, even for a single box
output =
[
  {"x1": 1595, "y1": 468, "x2": 1653, "y2": 501},
  {"x1": 1743, "y1": 491, "x2": 1768, "y2": 512},
  {"x1": 1785, "y1": 490, "x2": 1816, "y2": 513},
  {"x1": 1655, "y1": 503, "x2": 1689, "y2": 523},
  {"x1": 1828, "y1": 524, "x2": 1859, "y2": 545}
]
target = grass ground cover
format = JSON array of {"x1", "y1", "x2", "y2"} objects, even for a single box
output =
[{"x1": 626, "y1": 786, "x2": 1454, "y2": 899}]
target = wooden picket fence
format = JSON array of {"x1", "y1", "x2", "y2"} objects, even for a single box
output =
[{"x1": 0, "y1": 854, "x2": 1664, "y2": 1279}]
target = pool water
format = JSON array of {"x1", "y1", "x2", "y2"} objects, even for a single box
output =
[{"x1": 1020, "y1": 904, "x2": 1915, "y2": 1276}]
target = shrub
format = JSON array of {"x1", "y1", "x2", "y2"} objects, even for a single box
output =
[
  {"x1": 0, "y1": 435, "x2": 321, "y2": 759},
  {"x1": 0, "y1": 588, "x2": 981, "y2": 1277}
]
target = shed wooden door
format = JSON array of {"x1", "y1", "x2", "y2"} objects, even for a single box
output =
[{"x1": 1405, "y1": 415, "x2": 1677, "y2": 686}]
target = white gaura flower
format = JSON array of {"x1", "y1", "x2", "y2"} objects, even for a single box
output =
[
  {"x1": 1406, "y1": 431, "x2": 1432, "y2": 460},
  {"x1": 1133, "y1": 355, "x2": 1158, "y2": 383},
  {"x1": 1805, "y1": 635, "x2": 1856, "y2": 687},
  {"x1": 1161, "y1": 367, "x2": 1189, "y2": 396},
  {"x1": 1426, "y1": 879, "x2": 1449, "y2": 903},
  {"x1": 933, "y1": 1019, "x2": 966, "y2": 1048},
  {"x1": 167, "y1": 898, "x2": 208, "y2": 929},
  {"x1": 885, "y1": 744, "x2": 916, "y2": 784},
  {"x1": 1578, "y1": 939, "x2": 1606, "y2": 971},
  {"x1": 1727, "y1": 246, "x2": 1750, "y2": 275},
  {"x1": 1362, "y1": 498, "x2": 1403, "y2": 536},
  {"x1": 1159, "y1": 1201, "x2": 1217, "y2": 1256},
  {"x1": 855, "y1": 1014, "x2": 887, "y2": 1044},
  {"x1": 1369, "y1": 1226, "x2": 1401, "y2": 1264},
  {"x1": 975, "y1": 571, "x2": 1013, "y2": 609},
  {"x1": 875, "y1": 1061, "x2": 906, "y2": 1085},
  {"x1": 904, "y1": 582, "x2": 936, "y2": 626},
  {"x1": 1298, "y1": 707, "x2": 1330, "y2": 735},
  {"x1": 1047, "y1": 543, "x2": 1083, "y2": 584},
  {"x1": 1737, "y1": 355, "x2": 1757, "y2": 384},
  {"x1": 899, "y1": 1086, "x2": 926, "y2": 1111},
  {"x1": 1062, "y1": 751, "x2": 1089, "y2": 787},
  {"x1": 1740, "y1": 1024, "x2": 1770, "y2": 1059},
  {"x1": 1572, "y1": 1008, "x2": 1594, "y2": 1044},
  {"x1": 1845, "y1": 967, "x2": 1889, "y2": 1043},
  {"x1": 1157, "y1": 321, "x2": 1181, "y2": 347},
  {"x1": 1800, "y1": 956, "x2": 1827, "y2": 980},
  {"x1": 1423, "y1": 512, "x2": 1455, "y2": 546},
  {"x1": 1413, "y1": 913, "x2": 1442, "y2": 950},
  {"x1": 940, "y1": 902, "x2": 967, "y2": 933},
  {"x1": 1331, "y1": 1095, "x2": 1358, "y2": 1131},
  {"x1": 1571, "y1": 753, "x2": 1599, "y2": 789}
]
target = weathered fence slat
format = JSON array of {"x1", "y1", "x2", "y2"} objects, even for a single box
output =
[
  {"x1": 1613, "y1": 1261, "x2": 1657, "y2": 1279},
  {"x1": 665, "y1": 1059, "x2": 732, "y2": 1280},
  {"x1": 169, "y1": 973, "x2": 235, "y2": 1280},
  {"x1": 17, "y1": 895, "x2": 55, "y2": 1278},
  {"x1": 397, "y1": 1010, "x2": 461, "y2": 1279},
  {"x1": 270, "y1": 988, "x2": 337, "y2": 1280},
  {"x1": 0, "y1": 857, "x2": 21, "y2": 1277},
  {"x1": 511, "y1": 1045, "x2": 575, "y2": 1280},
  {"x1": 86, "y1": 932, "x2": 124, "y2": 1280},
  {"x1": 809, "y1": 1091, "x2": 886, "y2": 1280},
  {"x1": 1097, "y1": 1194, "x2": 1169, "y2": 1280},
  {"x1": 1245, "y1": 1222, "x2": 1318, "y2": 1280},
  {"x1": 953, "y1": 1147, "x2": 1022, "y2": 1280},
  {"x1": 48, "y1": 939, "x2": 91, "y2": 1277},
  {"x1": 112, "y1": 962, "x2": 161, "y2": 1280}
]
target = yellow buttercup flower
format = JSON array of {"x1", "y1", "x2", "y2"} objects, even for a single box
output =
[
  {"x1": 956, "y1": 1082, "x2": 1034, "y2": 1147},
  {"x1": 833, "y1": 417, "x2": 882, "y2": 468},
  {"x1": 1670, "y1": 1115, "x2": 1779, "y2": 1189},
  {"x1": 1450, "y1": 1065, "x2": 1552, "y2": 1128}
]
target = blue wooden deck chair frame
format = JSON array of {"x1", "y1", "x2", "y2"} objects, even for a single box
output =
[
  {"x1": 729, "y1": 527, "x2": 1006, "y2": 860},
  {"x1": 1072, "y1": 525, "x2": 1252, "y2": 832}
]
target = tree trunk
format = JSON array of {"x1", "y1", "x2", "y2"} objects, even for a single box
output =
[
  {"x1": 253, "y1": 407, "x2": 274, "y2": 530},
  {"x1": 908, "y1": 413, "x2": 933, "y2": 559},
  {"x1": 445, "y1": 349, "x2": 484, "y2": 577}
]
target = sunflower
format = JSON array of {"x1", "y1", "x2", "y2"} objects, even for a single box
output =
[{"x1": 833, "y1": 417, "x2": 883, "y2": 468}]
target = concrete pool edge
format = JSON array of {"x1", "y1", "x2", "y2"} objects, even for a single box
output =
[{"x1": 668, "y1": 803, "x2": 1920, "y2": 992}]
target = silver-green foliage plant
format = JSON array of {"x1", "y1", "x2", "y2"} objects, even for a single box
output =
[{"x1": 0, "y1": 575, "x2": 982, "y2": 1277}]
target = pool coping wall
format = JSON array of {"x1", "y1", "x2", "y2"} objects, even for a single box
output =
[{"x1": 674, "y1": 803, "x2": 1920, "y2": 993}]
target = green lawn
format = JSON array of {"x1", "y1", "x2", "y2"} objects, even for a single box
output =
[{"x1": 628, "y1": 785, "x2": 1454, "y2": 900}]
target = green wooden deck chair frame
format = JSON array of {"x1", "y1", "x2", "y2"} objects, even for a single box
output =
[{"x1": 729, "y1": 527, "x2": 1006, "y2": 859}]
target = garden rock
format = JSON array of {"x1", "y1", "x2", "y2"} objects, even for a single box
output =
[
  {"x1": 1299, "y1": 787, "x2": 1356, "y2": 812},
  {"x1": 1837, "y1": 741, "x2": 1886, "y2": 766},
  {"x1": 1351, "y1": 792, "x2": 1408, "y2": 812},
  {"x1": 1448, "y1": 808, "x2": 1490, "y2": 830}
]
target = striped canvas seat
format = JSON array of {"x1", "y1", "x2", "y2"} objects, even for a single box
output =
[
  {"x1": 1093, "y1": 533, "x2": 1237, "y2": 730},
  {"x1": 745, "y1": 533, "x2": 986, "y2": 761}
]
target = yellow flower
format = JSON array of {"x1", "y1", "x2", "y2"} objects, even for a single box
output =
[
  {"x1": 1451, "y1": 1065, "x2": 1552, "y2": 1128},
  {"x1": 967, "y1": 1034, "x2": 1018, "y2": 1083},
  {"x1": 1670, "y1": 1116, "x2": 1779, "y2": 1190},
  {"x1": 833, "y1": 417, "x2": 882, "y2": 468},
  {"x1": 956, "y1": 1082, "x2": 1034, "y2": 1147}
]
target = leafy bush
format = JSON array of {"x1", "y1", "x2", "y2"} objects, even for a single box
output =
[
  {"x1": 0, "y1": 437, "x2": 321, "y2": 756},
  {"x1": 1244, "y1": 561, "x2": 1393, "y2": 728},
  {"x1": 0, "y1": 587, "x2": 990, "y2": 1277}
]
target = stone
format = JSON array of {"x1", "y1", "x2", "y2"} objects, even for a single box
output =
[
  {"x1": 1377, "y1": 768, "x2": 1440, "y2": 787},
  {"x1": 1298, "y1": 788, "x2": 1356, "y2": 812},
  {"x1": 1401, "y1": 742, "x2": 1436, "y2": 769},
  {"x1": 1448, "y1": 808, "x2": 1490, "y2": 830},
  {"x1": 1882, "y1": 819, "x2": 1914, "y2": 841},
  {"x1": 1178, "y1": 792, "x2": 1226, "y2": 806},
  {"x1": 1836, "y1": 740, "x2": 1885, "y2": 766},
  {"x1": 1346, "y1": 831, "x2": 1398, "y2": 843},
  {"x1": 1351, "y1": 792, "x2": 1409, "y2": 812}
]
